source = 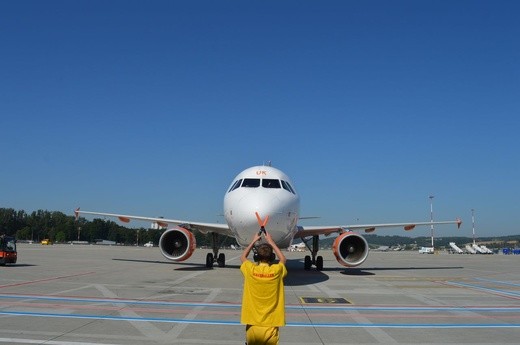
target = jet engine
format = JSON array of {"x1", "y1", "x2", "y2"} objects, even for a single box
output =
[
  {"x1": 159, "y1": 227, "x2": 196, "y2": 262},
  {"x1": 332, "y1": 232, "x2": 369, "y2": 267}
]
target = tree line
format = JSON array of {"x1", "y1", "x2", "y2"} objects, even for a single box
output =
[
  {"x1": 2, "y1": 207, "x2": 517, "y2": 249},
  {"x1": 0, "y1": 208, "x2": 232, "y2": 247}
]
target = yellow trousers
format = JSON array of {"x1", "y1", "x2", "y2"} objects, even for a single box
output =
[{"x1": 245, "y1": 325, "x2": 279, "y2": 345}]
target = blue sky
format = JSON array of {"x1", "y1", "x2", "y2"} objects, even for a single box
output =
[{"x1": 1, "y1": 1, "x2": 519, "y2": 238}]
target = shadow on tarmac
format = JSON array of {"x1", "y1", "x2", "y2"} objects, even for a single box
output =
[
  {"x1": 340, "y1": 265, "x2": 464, "y2": 276},
  {"x1": 111, "y1": 257, "x2": 331, "y2": 285},
  {"x1": 111, "y1": 258, "x2": 462, "y2": 283},
  {"x1": 2, "y1": 264, "x2": 37, "y2": 268}
]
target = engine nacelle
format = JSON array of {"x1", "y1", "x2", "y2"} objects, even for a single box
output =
[
  {"x1": 332, "y1": 232, "x2": 369, "y2": 267},
  {"x1": 159, "y1": 227, "x2": 196, "y2": 262}
]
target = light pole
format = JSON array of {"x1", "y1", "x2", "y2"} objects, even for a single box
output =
[
  {"x1": 429, "y1": 195, "x2": 434, "y2": 249},
  {"x1": 471, "y1": 209, "x2": 475, "y2": 245}
]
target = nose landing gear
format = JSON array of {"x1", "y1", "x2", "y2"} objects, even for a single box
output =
[
  {"x1": 303, "y1": 235, "x2": 323, "y2": 271},
  {"x1": 205, "y1": 233, "x2": 226, "y2": 268}
]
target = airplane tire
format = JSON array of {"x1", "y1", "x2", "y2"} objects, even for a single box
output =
[
  {"x1": 316, "y1": 256, "x2": 323, "y2": 271},
  {"x1": 206, "y1": 253, "x2": 214, "y2": 268},
  {"x1": 304, "y1": 255, "x2": 312, "y2": 270},
  {"x1": 217, "y1": 253, "x2": 226, "y2": 267}
]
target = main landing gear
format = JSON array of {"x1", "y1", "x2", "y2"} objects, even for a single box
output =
[
  {"x1": 206, "y1": 232, "x2": 225, "y2": 268},
  {"x1": 303, "y1": 235, "x2": 323, "y2": 271}
]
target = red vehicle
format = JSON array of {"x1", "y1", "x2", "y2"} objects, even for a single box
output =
[{"x1": 0, "y1": 235, "x2": 17, "y2": 266}]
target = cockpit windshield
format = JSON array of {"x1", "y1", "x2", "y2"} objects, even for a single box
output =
[
  {"x1": 242, "y1": 178, "x2": 260, "y2": 188},
  {"x1": 228, "y1": 179, "x2": 242, "y2": 192},
  {"x1": 281, "y1": 180, "x2": 296, "y2": 194},
  {"x1": 262, "y1": 179, "x2": 281, "y2": 189},
  {"x1": 227, "y1": 178, "x2": 296, "y2": 194}
]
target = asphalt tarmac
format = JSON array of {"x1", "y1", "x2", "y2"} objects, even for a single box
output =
[{"x1": 0, "y1": 244, "x2": 519, "y2": 344}]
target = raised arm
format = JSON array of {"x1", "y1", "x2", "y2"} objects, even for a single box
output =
[
  {"x1": 240, "y1": 233, "x2": 262, "y2": 263},
  {"x1": 265, "y1": 231, "x2": 286, "y2": 265}
]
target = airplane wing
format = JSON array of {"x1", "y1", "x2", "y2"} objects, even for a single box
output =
[
  {"x1": 294, "y1": 219, "x2": 462, "y2": 238},
  {"x1": 74, "y1": 208, "x2": 233, "y2": 236}
]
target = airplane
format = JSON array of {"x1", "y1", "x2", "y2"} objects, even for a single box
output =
[{"x1": 74, "y1": 165, "x2": 462, "y2": 271}]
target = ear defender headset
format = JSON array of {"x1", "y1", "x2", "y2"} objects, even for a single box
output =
[{"x1": 253, "y1": 243, "x2": 276, "y2": 263}]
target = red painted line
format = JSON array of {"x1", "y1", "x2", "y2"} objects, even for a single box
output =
[
  {"x1": 0, "y1": 301, "x2": 240, "y2": 316},
  {"x1": 0, "y1": 272, "x2": 96, "y2": 289},
  {"x1": 298, "y1": 312, "x2": 520, "y2": 319},
  {"x1": 3, "y1": 292, "x2": 520, "y2": 311}
]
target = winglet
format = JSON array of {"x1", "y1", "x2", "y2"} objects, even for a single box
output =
[{"x1": 456, "y1": 218, "x2": 462, "y2": 229}]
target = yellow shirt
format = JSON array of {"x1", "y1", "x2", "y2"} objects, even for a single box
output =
[{"x1": 240, "y1": 260, "x2": 287, "y2": 327}]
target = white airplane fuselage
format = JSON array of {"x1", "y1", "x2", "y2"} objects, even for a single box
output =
[{"x1": 223, "y1": 166, "x2": 300, "y2": 248}]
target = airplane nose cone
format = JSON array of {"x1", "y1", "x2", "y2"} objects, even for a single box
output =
[
  {"x1": 236, "y1": 192, "x2": 283, "y2": 227},
  {"x1": 227, "y1": 191, "x2": 290, "y2": 245},
  {"x1": 224, "y1": 185, "x2": 299, "y2": 248}
]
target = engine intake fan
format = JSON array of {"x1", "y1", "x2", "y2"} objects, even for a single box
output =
[
  {"x1": 332, "y1": 232, "x2": 369, "y2": 267},
  {"x1": 159, "y1": 227, "x2": 196, "y2": 262}
]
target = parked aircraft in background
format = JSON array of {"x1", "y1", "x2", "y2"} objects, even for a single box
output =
[{"x1": 75, "y1": 165, "x2": 462, "y2": 271}]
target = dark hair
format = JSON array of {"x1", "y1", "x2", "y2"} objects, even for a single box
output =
[{"x1": 257, "y1": 243, "x2": 275, "y2": 262}]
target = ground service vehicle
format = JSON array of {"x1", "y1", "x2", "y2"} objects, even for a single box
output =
[
  {"x1": 419, "y1": 246, "x2": 434, "y2": 254},
  {"x1": 0, "y1": 235, "x2": 17, "y2": 265}
]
